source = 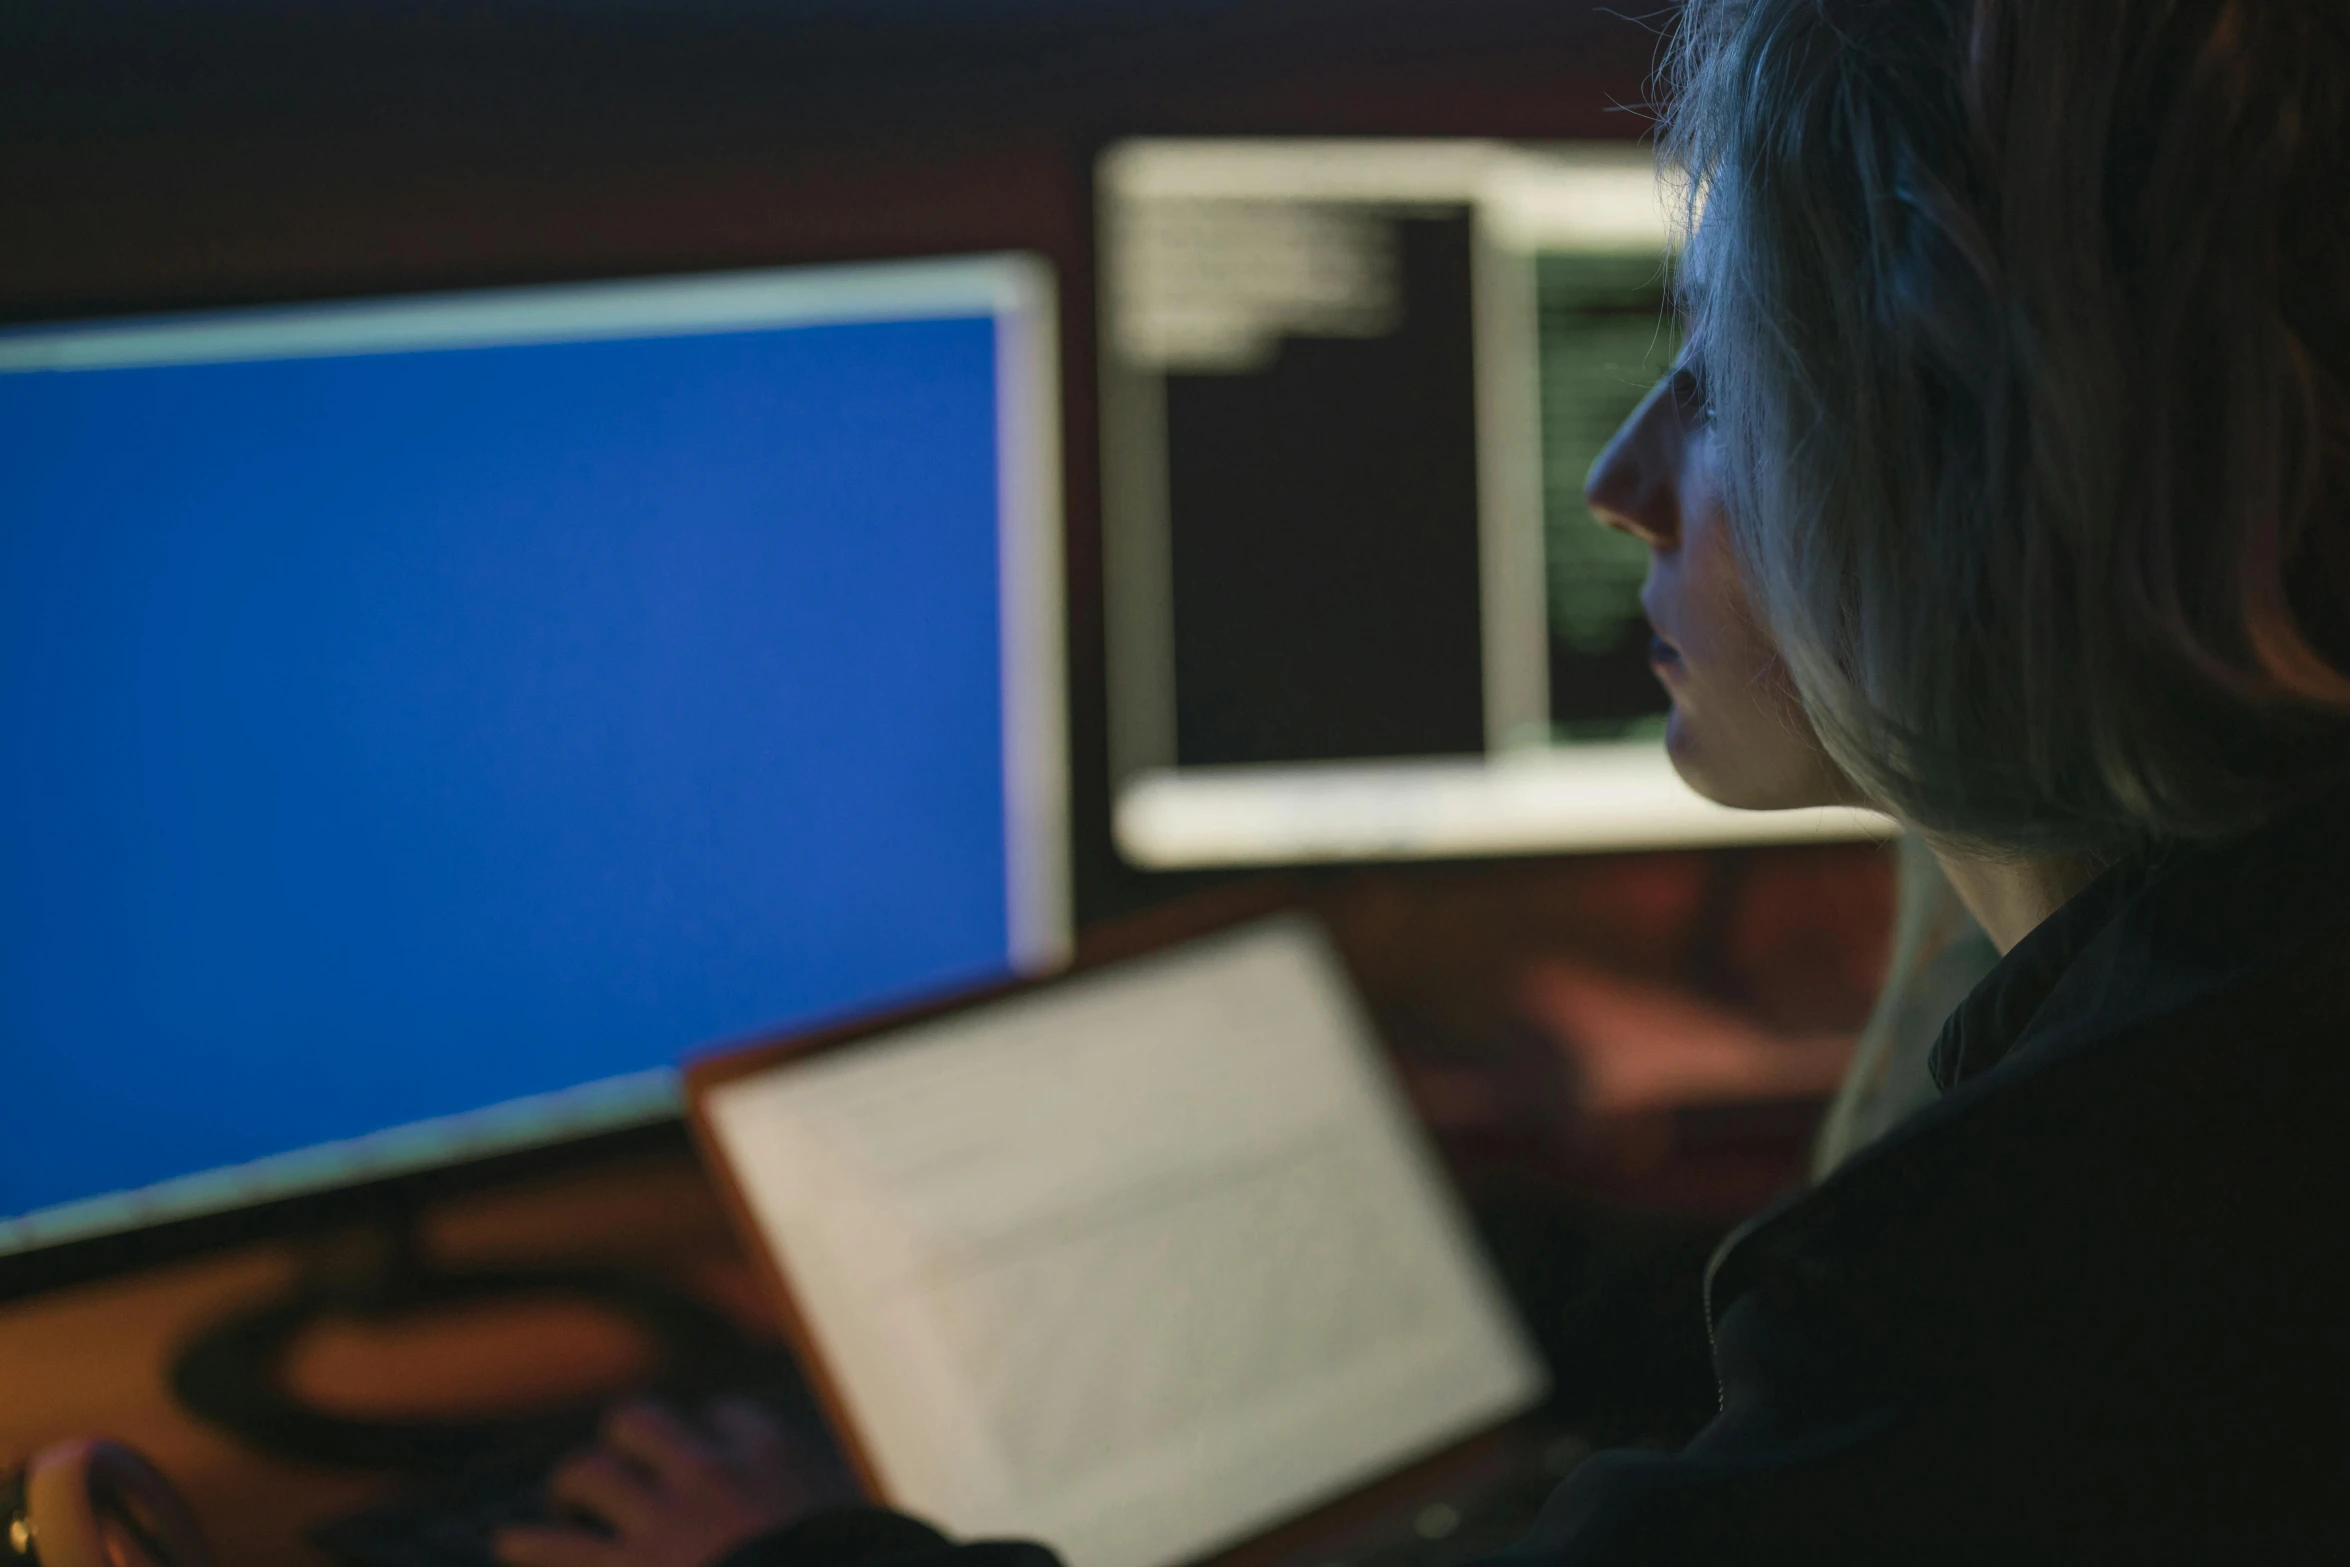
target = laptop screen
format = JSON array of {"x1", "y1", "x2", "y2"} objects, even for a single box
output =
[{"x1": 699, "y1": 916, "x2": 1548, "y2": 1567}]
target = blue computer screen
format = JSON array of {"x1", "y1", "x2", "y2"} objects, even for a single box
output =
[{"x1": 0, "y1": 272, "x2": 1054, "y2": 1234}]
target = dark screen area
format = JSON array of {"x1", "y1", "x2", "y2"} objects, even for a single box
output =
[{"x1": 1164, "y1": 213, "x2": 1486, "y2": 767}]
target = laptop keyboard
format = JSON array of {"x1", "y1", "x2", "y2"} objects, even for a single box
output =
[{"x1": 315, "y1": 1420, "x2": 1589, "y2": 1567}]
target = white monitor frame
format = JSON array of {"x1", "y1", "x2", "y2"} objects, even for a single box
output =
[
  {"x1": 0, "y1": 252, "x2": 1070, "y2": 1254},
  {"x1": 1096, "y1": 138, "x2": 1890, "y2": 866}
]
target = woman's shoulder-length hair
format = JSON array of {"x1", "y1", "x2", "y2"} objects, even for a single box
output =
[{"x1": 1664, "y1": 0, "x2": 2350, "y2": 861}]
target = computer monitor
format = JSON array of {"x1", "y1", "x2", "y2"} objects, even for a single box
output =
[
  {"x1": 0, "y1": 253, "x2": 1068, "y2": 1277},
  {"x1": 1096, "y1": 139, "x2": 1889, "y2": 865}
]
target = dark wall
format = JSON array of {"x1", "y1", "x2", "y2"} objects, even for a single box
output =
[{"x1": 0, "y1": 0, "x2": 1666, "y2": 924}]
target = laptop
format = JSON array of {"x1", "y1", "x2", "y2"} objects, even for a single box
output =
[{"x1": 688, "y1": 911, "x2": 1574, "y2": 1567}]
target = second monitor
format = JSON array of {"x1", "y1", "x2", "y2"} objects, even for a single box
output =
[{"x1": 1097, "y1": 139, "x2": 1888, "y2": 866}]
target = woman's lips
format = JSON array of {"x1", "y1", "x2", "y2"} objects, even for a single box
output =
[{"x1": 1649, "y1": 635, "x2": 1686, "y2": 684}]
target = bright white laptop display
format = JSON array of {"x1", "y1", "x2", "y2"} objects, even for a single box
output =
[{"x1": 698, "y1": 916, "x2": 1548, "y2": 1567}]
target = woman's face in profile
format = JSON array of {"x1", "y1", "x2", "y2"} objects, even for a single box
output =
[{"x1": 1586, "y1": 358, "x2": 1854, "y2": 811}]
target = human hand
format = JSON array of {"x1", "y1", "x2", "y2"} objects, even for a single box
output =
[{"x1": 493, "y1": 1397, "x2": 844, "y2": 1567}]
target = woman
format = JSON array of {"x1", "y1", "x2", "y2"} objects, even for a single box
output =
[{"x1": 502, "y1": 0, "x2": 2350, "y2": 1558}]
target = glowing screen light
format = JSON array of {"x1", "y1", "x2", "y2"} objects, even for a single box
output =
[{"x1": 0, "y1": 256, "x2": 1066, "y2": 1248}]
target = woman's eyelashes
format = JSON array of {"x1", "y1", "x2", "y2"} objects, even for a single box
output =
[{"x1": 1668, "y1": 364, "x2": 1714, "y2": 424}]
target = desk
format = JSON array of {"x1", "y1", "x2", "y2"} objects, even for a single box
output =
[
  {"x1": 0, "y1": 1147, "x2": 771, "y2": 1567},
  {"x1": 0, "y1": 1150, "x2": 1723, "y2": 1567},
  {"x1": 0, "y1": 845, "x2": 1891, "y2": 1563}
]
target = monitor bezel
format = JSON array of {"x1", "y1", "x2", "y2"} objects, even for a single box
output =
[
  {"x1": 0, "y1": 250, "x2": 1072, "y2": 1296},
  {"x1": 1089, "y1": 136, "x2": 1893, "y2": 867}
]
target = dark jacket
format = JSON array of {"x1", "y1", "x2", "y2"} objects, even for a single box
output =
[{"x1": 728, "y1": 790, "x2": 2350, "y2": 1566}]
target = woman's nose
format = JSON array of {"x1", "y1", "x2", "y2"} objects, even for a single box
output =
[{"x1": 1585, "y1": 379, "x2": 1682, "y2": 551}]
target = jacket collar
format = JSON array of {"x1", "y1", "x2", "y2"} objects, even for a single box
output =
[
  {"x1": 1923, "y1": 855, "x2": 2145, "y2": 1092},
  {"x1": 1928, "y1": 782, "x2": 2350, "y2": 1094},
  {"x1": 1702, "y1": 782, "x2": 2350, "y2": 1347}
]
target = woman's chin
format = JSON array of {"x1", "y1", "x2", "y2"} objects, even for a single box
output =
[
  {"x1": 1663, "y1": 704, "x2": 1850, "y2": 812},
  {"x1": 1659, "y1": 707, "x2": 1738, "y2": 802}
]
